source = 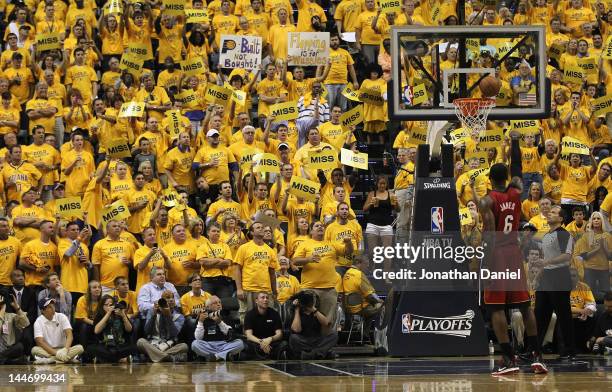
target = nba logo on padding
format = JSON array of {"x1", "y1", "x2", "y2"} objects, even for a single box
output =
[{"x1": 431, "y1": 207, "x2": 444, "y2": 234}]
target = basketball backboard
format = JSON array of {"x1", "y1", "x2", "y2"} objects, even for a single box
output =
[{"x1": 389, "y1": 25, "x2": 550, "y2": 121}]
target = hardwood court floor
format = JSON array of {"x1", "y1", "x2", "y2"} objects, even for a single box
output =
[{"x1": 1, "y1": 356, "x2": 610, "y2": 391}]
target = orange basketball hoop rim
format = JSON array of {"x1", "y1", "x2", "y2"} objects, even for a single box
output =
[{"x1": 452, "y1": 97, "x2": 496, "y2": 134}]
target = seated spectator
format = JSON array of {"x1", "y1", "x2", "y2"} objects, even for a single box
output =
[
  {"x1": 179, "y1": 273, "x2": 211, "y2": 347},
  {"x1": 243, "y1": 292, "x2": 286, "y2": 360},
  {"x1": 191, "y1": 295, "x2": 244, "y2": 361},
  {"x1": 37, "y1": 272, "x2": 72, "y2": 319},
  {"x1": 137, "y1": 290, "x2": 188, "y2": 363},
  {"x1": 570, "y1": 273, "x2": 597, "y2": 353},
  {"x1": 341, "y1": 257, "x2": 383, "y2": 327},
  {"x1": 74, "y1": 280, "x2": 103, "y2": 346},
  {"x1": 0, "y1": 290, "x2": 29, "y2": 364},
  {"x1": 137, "y1": 267, "x2": 180, "y2": 319},
  {"x1": 4, "y1": 269, "x2": 37, "y2": 354},
  {"x1": 587, "y1": 292, "x2": 612, "y2": 354},
  {"x1": 32, "y1": 298, "x2": 84, "y2": 364},
  {"x1": 85, "y1": 295, "x2": 136, "y2": 363},
  {"x1": 289, "y1": 291, "x2": 338, "y2": 360}
]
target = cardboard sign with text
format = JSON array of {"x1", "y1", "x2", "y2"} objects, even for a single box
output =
[
  {"x1": 340, "y1": 105, "x2": 363, "y2": 130},
  {"x1": 307, "y1": 149, "x2": 337, "y2": 171},
  {"x1": 341, "y1": 85, "x2": 361, "y2": 102},
  {"x1": 204, "y1": 84, "x2": 232, "y2": 106},
  {"x1": 55, "y1": 197, "x2": 83, "y2": 218},
  {"x1": 219, "y1": 35, "x2": 262, "y2": 71},
  {"x1": 459, "y1": 207, "x2": 473, "y2": 226},
  {"x1": 101, "y1": 199, "x2": 131, "y2": 226},
  {"x1": 252, "y1": 153, "x2": 280, "y2": 173},
  {"x1": 106, "y1": 139, "x2": 132, "y2": 158},
  {"x1": 269, "y1": 101, "x2": 299, "y2": 121},
  {"x1": 289, "y1": 176, "x2": 320, "y2": 201},
  {"x1": 180, "y1": 57, "x2": 206, "y2": 77},
  {"x1": 592, "y1": 94, "x2": 612, "y2": 117},
  {"x1": 340, "y1": 148, "x2": 368, "y2": 170},
  {"x1": 119, "y1": 101, "x2": 145, "y2": 118},
  {"x1": 35, "y1": 33, "x2": 61, "y2": 52},
  {"x1": 287, "y1": 32, "x2": 330, "y2": 66},
  {"x1": 561, "y1": 136, "x2": 590, "y2": 155},
  {"x1": 478, "y1": 128, "x2": 503, "y2": 149},
  {"x1": 411, "y1": 83, "x2": 429, "y2": 106}
]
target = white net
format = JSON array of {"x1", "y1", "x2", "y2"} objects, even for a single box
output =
[{"x1": 452, "y1": 98, "x2": 496, "y2": 135}]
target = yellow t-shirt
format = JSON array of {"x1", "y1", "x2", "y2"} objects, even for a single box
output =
[
  {"x1": 57, "y1": 238, "x2": 90, "y2": 294},
  {"x1": 323, "y1": 220, "x2": 362, "y2": 266},
  {"x1": 0, "y1": 106, "x2": 20, "y2": 135},
  {"x1": 60, "y1": 149, "x2": 95, "y2": 197},
  {"x1": 196, "y1": 239, "x2": 233, "y2": 278},
  {"x1": 325, "y1": 47, "x2": 354, "y2": 85},
  {"x1": 574, "y1": 232, "x2": 612, "y2": 270},
  {"x1": 0, "y1": 236, "x2": 21, "y2": 285},
  {"x1": 133, "y1": 245, "x2": 166, "y2": 293},
  {"x1": 560, "y1": 164, "x2": 592, "y2": 202},
  {"x1": 164, "y1": 146, "x2": 195, "y2": 190},
  {"x1": 342, "y1": 266, "x2": 374, "y2": 314},
  {"x1": 91, "y1": 238, "x2": 135, "y2": 288},
  {"x1": 521, "y1": 199, "x2": 540, "y2": 221},
  {"x1": 276, "y1": 274, "x2": 300, "y2": 304},
  {"x1": 207, "y1": 198, "x2": 242, "y2": 224},
  {"x1": 65, "y1": 64, "x2": 98, "y2": 102},
  {"x1": 194, "y1": 145, "x2": 236, "y2": 185},
  {"x1": 180, "y1": 291, "x2": 211, "y2": 317},
  {"x1": 124, "y1": 188, "x2": 156, "y2": 234},
  {"x1": 234, "y1": 240, "x2": 279, "y2": 292},
  {"x1": 162, "y1": 240, "x2": 199, "y2": 286},
  {"x1": 212, "y1": 14, "x2": 240, "y2": 47},
  {"x1": 319, "y1": 121, "x2": 356, "y2": 151},
  {"x1": 267, "y1": 23, "x2": 296, "y2": 61},
  {"x1": 25, "y1": 98, "x2": 58, "y2": 134},
  {"x1": 1, "y1": 161, "x2": 42, "y2": 203},
  {"x1": 294, "y1": 238, "x2": 343, "y2": 289},
  {"x1": 521, "y1": 146, "x2": 540, "y2": 174},
  {"x1": 255, "y1": 78, "x2": 287, "y2": 117},
  {"x1": 528, "y1": 214, "x2": 550, "y2": 240},
  {"x1": 394, "y1": 162, "x2": 414, "y2": 189},
  {"x1": 74, "y1": 296, "x2": 99, "y2": 320},
  {"x1": 21, "y1": 239, "x2": 58, "y2": 287},
  {"x1": 12, "y1": 204, "x2": 46, "y2": 243},
  {"x1": 356, "y1": 10, "x2": 382, "y2": 45},
  {"x1": 22, "y1": 143, "x2": 60, "y2": 187}
]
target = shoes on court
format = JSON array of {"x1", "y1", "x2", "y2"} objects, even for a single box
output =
[
  {"x1": 530, "y1": 355, "x2": 548, "y2": 374},
  {"x1": 33, "y1": 356, "x2": 55, "y2": 365},
  {"x1": 491, "y1": 356, "x2": 519, "y2": 376}
]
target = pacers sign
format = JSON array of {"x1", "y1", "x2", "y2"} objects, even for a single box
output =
[{"x1": 219, "y1": 35, "x2": 262, "y2": 71}]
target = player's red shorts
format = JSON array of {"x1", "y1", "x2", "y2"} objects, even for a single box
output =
[{"x1": 483, "y1": 244, "x2": 529, "y2": 305}]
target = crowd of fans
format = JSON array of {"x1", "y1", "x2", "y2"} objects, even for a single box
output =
[{"x1": 0, "y1": 0, "x2": 610, "y2": 366}]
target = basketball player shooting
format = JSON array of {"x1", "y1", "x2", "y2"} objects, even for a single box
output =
[{"x1": 480, "y1": 133, "x2": 547, "y2": 375}]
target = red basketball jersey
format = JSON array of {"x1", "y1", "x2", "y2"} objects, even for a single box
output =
[{"x1": 488, "y1": 187, "x2": 521, "y2": 246}]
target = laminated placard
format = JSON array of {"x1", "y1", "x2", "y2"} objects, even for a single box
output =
[
  {"x1": 127, "y1": 43, "x2": 151, "y2": 60},
  {"x1": 358, "y1": 87, "x2": 385, "y2": 106},
  {"x1": 407, "y1": 127, "x2": 428, "y2": 145},
  {"x1": 467, "y1": 167, "x2": 489, "y2": 183},
  {"x1": 510, "y1": 119, "x2": 539, "y2": 134},
  {"x1": 163, "y1": 0, "x2": 185, "y2": 16},
  {"x1": 339, "y1": 105, "x2": 363, "y2": 130},
  {"x1": 478, "y1": 128, "x2": 503, "y2": 149},
  {"x1": 180, "y1": 57, "x2": 205, "y2": 77},
  {"x1": 185, "y1": 8, "x2": 209, "y2": 23},
  {"x1": 411, "y1": 83, "x2": 428, "y2": 106},
  {"x1": 106, "y1": 139, "x2": 132, "y2": 158},
  {"x1": 204, "y1": 84, "x2": 231, "y2": 105},
  {"x1": 269, "y1": 101, "x2": 298, "y2": 121},
  {"x1": 548, "y1": 43, "x2": 565, "y2": 61},
  {"x1": 252, "y1": 153, "x2": 280, "y2": 173},
  {"x1": 162, "y1": 187, "x2": 179, "y2": 207},
  {"x1": 465, "y1": 151, "x2": 488, "y2": 168},
  {"x1": 591, "y1": 94, "x2": 612, "y2": 117},
  {"x1": 175, "y1": 89, "x2": 197, "y2": 105},
  {"x1": 55, "y1": 197, "x2": 82, "y2": 218},
  {"x1": 307, "y1": 149, "x2": 337, "y2": 170},
  {"x1": 118, "y1": 101, "x2": 145, "y2": 118},
  {"x1": 561, "y1": 136, "x2": 590, "y2": 155},
  {"x1": 289, "y1": 176, "x2": 320, "y2": 201},
  {"x1": 380, "y1": 0, "x2": 402, "y2": 14},
  {"x1": 563, "y1": 65, "x2": 584, "y2": 85},
  {"x1": 101, "y1": 199, "x2": 131, "y2": 225},
  {"x1": 340, "y1": 148, "x2": 368, "y2": 170},
  {"x1": 166, "y1": 110, "x2": 183, "y2": 138},
  {"x1": 341, "y1": 85, "x2": 361, "y2": 102},
  {"x1": 119, "y1": 53, "x2": 143, "y2": 76},
  {"x1": 603, "y1": 35, "x2": 612, "y2": 59},
  {"x1": 35, "y1": 33, "x2": 61, "y2": 52}
]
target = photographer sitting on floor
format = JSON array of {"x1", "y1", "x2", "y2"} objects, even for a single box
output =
[
  {"x1": 85, "y1": 295, "x2": 136, "y2": 363},
  {"x1": 191, "y1": 295, "x2": 244, "y2": 361},
  {"x1": 289, "y1": 290, "x2": 338, "y2": 359},
  {"x1": 137, "y1": 290, "x2": 188, "y2": 363}
]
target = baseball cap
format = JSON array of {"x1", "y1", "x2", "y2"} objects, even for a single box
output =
[
  {"x1": 38, "y1": 297, "x2": 56, "y2": 310},
  {"x1": 520, "y1": 222, "x2": 537, "y2": 231},
  {"x1": 278, "y1": 142, "x2": 290, "y2": 150},
  {"x1": 206, "y1": 129, "x2": 220, "y2": 137}
]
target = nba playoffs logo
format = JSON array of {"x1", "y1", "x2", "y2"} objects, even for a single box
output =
[
  {"x1": 431, "y1": 207, "x2": 444, "y2": 234},
  {"x1": 401, "y1": 310, "x2": 475, "y2": 338}
]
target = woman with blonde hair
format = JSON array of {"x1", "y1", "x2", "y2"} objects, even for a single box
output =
[
  {"x1": 573, "y1": 211, "x2": 612, "y2": 301},
  {"x1": 189, "y1": 217, "x2": 206, "y2": 247},
  {"x1": 220, "y1": 213, "x2": 246, "y2": 257},
  {"x1": 522, "y1": 182, "x2": 542, "y2": 220}
]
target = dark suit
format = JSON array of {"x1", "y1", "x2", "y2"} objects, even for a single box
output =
[{"x1": 5, "y1": 286, "x2": 37, "y2": 353}]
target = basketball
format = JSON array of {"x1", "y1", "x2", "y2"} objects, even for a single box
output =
[{"x1": 479, "y1": 75, "x2": 501, "y2": 97}]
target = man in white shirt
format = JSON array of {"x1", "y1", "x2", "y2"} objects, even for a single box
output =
[{"x1": 31, "y1": 298, "x2": 84, "y2": 364}]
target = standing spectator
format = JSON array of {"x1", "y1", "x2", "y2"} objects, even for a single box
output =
[
  {"x1": 19, "y1": 220, "x2": 58, "y2": 293},
  {"x1": 137, "y1": 290, "x2": 188, "y2": 363},
  {"x1": 537, "y1": 205, "x2": 576, "y2": 359},
  {"x1": 0, "y1": 218, "x2": 21, "y2": 288},
  {"x1": 234, "y1": 222, "x2": 279, "y2": 320},
  {"x1": 92, "y1": 220, "x2": 135, "y2": 294},
  {"x1": 0, "y1": 290, "x2": 29, "y2": 364},
  {"x1": 61, "y1": 131, "x2": 95, "y2": 197},
  {"x1": 362, "y1": 176, "x2": 398, "y2": 272},
  {"x1": 394, "y1": 148, "x2": 416, "y2": 242},
  {"x1": 197, "y1": 222, "x2": 235, "y2": 299},
  {"x1": 573, "y1": 211, "x2": 611, "y2": 301},
  {"x1": 318, "y1": 33, "x2": 359, "y2": 112},
  {"x1": 267, "y1": 9, "x2": 296, "y2": 63},
  {"x1": 162, "y1": 224, "x2": 199, "y2": 293},
  {"x1": 276, "y1": 257, "x2": 300, "y2": 305},
  {"x1": 296, "y1": 82, "x2": 329, "y2": 147},
  {"x1": 133, "y1": 227, "x2": 172, "y2": 293},
  {"x1": 2, "y1": 146, "x2": 41, "y2": 204},
  {"x1": 355, "y1": 0, "x2": 382, "y2": 66},
  {"x1": 32, "y1": 298, "x2": 84, "y2": 364},
  {"x1": 37, "y1": 272, "x2": 72, "y2": 319},
  {"x1": 85, "y1": 294, "x2": 136, "y2": 363},
  {"x1": 289, "y1": 290, "x2": 338, "y2": 359},
  {"x1": 57, "y1": 221, "x2": 91, "y2": 305},
  {"x1": 191, "y1": 295, "x2": 244, "y2": 361},
  {"x1": 243, "y1": 292, "x2": 286, "y2": 359},
  {"x1": 164, "y1": 132, "x2": 195, "y2": 194},
  {"x1": 11, "y1": 187, "x2": 46, "y2": 243}
]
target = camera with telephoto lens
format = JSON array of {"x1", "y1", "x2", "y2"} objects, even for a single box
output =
[
  {"x1": 290, "y1": 290, "x2": 316, "y2": 309},
  {"x1": 115, "y1": 300, "x2": 127, "y2": 310},
  {"x1": 157, "y1": 297, "x2": 169, "y2": 309},
  {"x1": 206, "y1": 310, "x2": 221, "y2": 318}
]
